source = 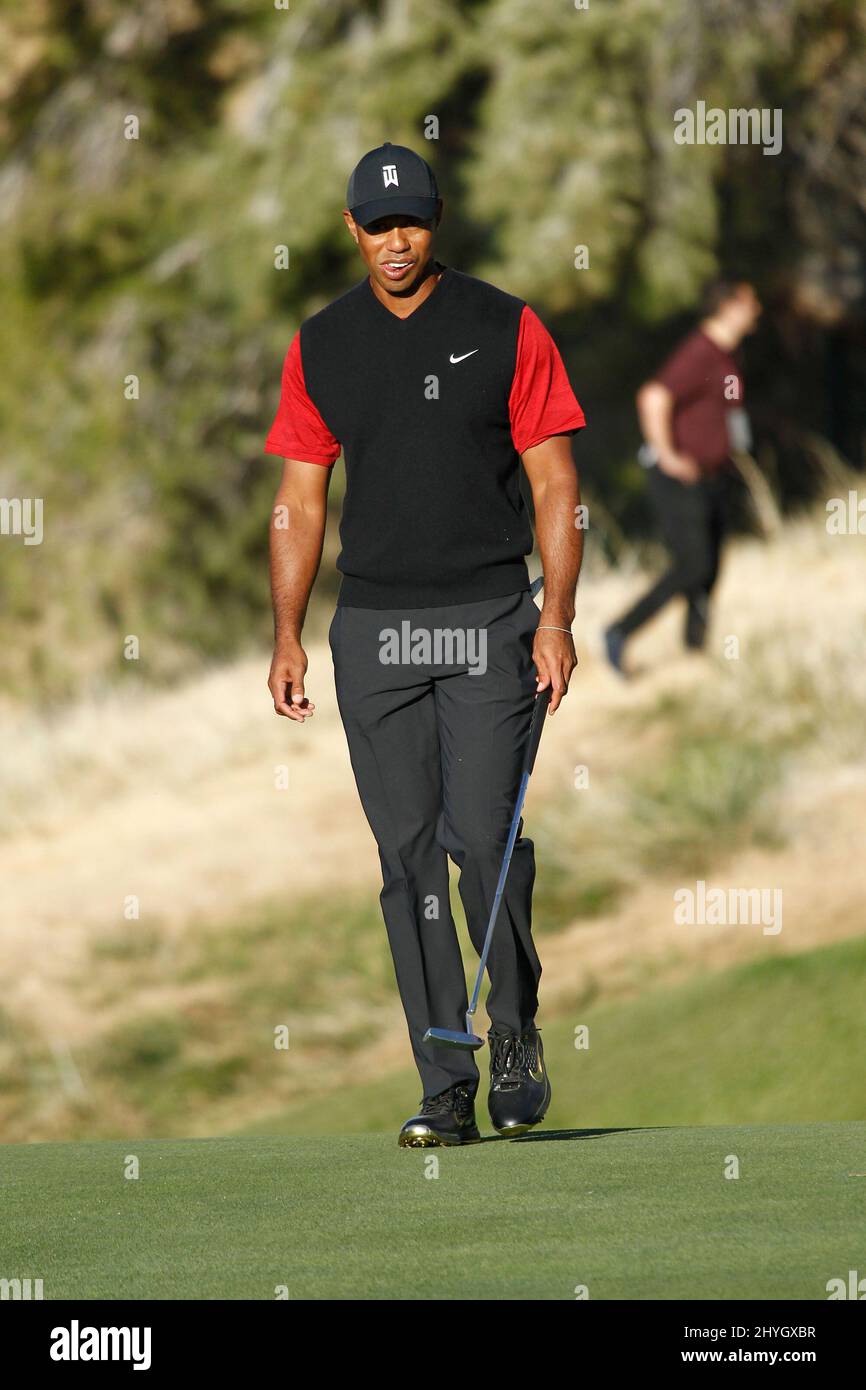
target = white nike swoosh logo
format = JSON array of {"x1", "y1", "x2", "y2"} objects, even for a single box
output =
[{"x1": 450, "y1": 349, "x2": 479, "y2": 364}]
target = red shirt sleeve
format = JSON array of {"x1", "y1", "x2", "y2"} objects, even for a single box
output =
[
  {"x1": 509, "y1": 305, "x2": 586, "y2": 456},
  {"x1": 264, "y1": 331, "x2": 341, "y2": 465}
]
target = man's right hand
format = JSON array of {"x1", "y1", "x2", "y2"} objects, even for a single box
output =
[
  {"x1": 268, "y1": 640, "x2": 316, "y2": 721},
  {"x1": 657, "y1": 451, "x2": 701, "y2": 485}
]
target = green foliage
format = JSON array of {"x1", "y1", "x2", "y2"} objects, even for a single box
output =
[{"x1": 2, "y1": 0, "x2": 864, "y2": 694}]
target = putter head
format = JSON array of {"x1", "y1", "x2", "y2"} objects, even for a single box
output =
[{"x1": 423, "y1": 1026, "x2": 484, "y2": 1052}]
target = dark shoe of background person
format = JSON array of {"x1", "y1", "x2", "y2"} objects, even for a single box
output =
[
  {"x1": 604, "y1": 624, "x2": 628, "y2": 676},
  {"x1": 398, "y1": 1083, "x2": 481, "y2": 1148},
  {"x1": 685, "y1": 594, "x2": 710, "y2": 649},
  {"x1": 488, "y1": 1026, "x2": 551, "y2": 1137}
]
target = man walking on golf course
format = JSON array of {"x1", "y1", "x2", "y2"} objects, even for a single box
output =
[
  {"x1": 265, "y1": 142, "x2": 585, "y2": 1146},
  {"x1": 605, "y1": 279, "x2": 761, "y2": 673}
]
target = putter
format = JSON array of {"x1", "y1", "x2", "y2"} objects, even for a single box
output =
[{"x1": 424, "y1": 677, "x2": 553, "y2": 1051}]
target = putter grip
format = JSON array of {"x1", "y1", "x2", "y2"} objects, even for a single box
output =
[{"x1": 523, "y1": 685, "x2": 552, "y2": 775}]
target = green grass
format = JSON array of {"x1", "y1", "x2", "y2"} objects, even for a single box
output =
[
  {"x1": 240, "y1": 935, "x2": 866, "y2": 1137},
  {"x1": 4, "y1": 939, "x2": 863, "y2": 1298},
  {"x1": 0, "y1": 1124, "x2": 862, "y2": 1299}
]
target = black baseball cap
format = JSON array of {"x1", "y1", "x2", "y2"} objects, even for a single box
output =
[{"x1": 346, "y1": 141, "x2": 440, "y2": 228}]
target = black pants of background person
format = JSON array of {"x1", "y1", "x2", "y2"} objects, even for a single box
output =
[
  {"x1": 614, "y1": 464, "x2": 738, "y2": 647},
  {"x1": 328, "y1": 588, "x2": 541, "y2": 1101}
]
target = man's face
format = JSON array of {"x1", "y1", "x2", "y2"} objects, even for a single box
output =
[
  {"x1": 343, "y1": 206, "x2": 441, "y2": 293},
  {"x1": 729, "y1": 284, "x2": 762, "y2": 337}
]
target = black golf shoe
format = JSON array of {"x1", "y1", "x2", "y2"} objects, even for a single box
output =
[
  {"x1": 398, "y1": 1083, "x2": 481, "y2": 1148},
  {"x1": 488, "y1": 1025, "x2": 551, "y2": 1136}
]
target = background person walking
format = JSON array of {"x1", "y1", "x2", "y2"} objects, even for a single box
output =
[{"x1": 605, "y1": 280, "x2": 762, "y2": 673}]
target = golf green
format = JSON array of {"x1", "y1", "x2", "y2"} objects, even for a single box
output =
[{"x1": 1, "y1": 1123, "x2": 861, "y2": 1299}]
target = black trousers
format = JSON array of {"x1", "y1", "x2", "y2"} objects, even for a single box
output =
[
  {"x1": 328, "y1": 589, "x2": 542, "y2": 1099},
  {"x1": 617, "y1": 465, "x2": 737, "y2": 646}
]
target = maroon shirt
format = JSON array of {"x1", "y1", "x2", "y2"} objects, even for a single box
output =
[{"x1": 653, "y1": 329, "x2": 743, "y2": 474}]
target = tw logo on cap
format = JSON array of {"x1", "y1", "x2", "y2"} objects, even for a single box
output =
[{"x1": 382, "y1": 164, "x2": 399, "y2": 188}]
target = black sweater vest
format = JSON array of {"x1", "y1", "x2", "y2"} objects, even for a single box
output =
[{"x1": 300, "y1": 265, "x2": 532, "y2": 608}]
